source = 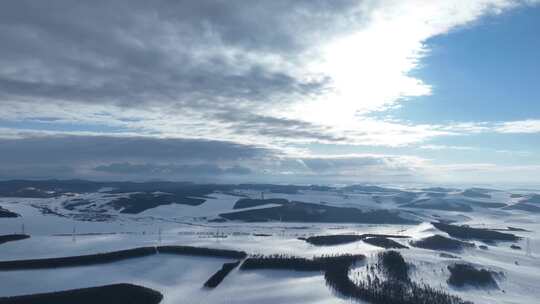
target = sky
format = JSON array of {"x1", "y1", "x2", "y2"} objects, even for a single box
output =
[{"x1": 0, "y1": 0, "x2": 539, "y2": 187}]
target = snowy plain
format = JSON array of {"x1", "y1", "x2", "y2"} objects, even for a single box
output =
[{"x1": 1, "y1": 187, "x2": 539, "y2": 304}]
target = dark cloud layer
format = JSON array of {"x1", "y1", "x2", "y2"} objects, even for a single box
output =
[
  {"x1": 213, "y1": 112, "x2": 347, "y2": 142},
  {"x1": 0, "y1": 0, "x2": 365, "y2": 108},
  {"x1": 0, "y1": 134, "x2": 420, "y2": 182},
  {"x1": 0, "y1": 1, "x2": 373, "y2": 150},
  {"x1": 301, "y1": 156, "x2": 384, "y2": 172},
  {"x1": 94, "y1": 162, "x2": 252, "y2": 176},
  {"x1": 0, "y1": 135, "x2": 268, "y2": 180},
  {"x1": 0, "y1": 135, "x2": 270, "y2": 164}
]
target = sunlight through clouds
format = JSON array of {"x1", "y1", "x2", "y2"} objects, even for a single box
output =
[
  {"x1": 0, "y1": 0, "x2": 539, "y2": 183},
  {"x1": 286, "y1": 0, "x2": 536, "y2": 136}
]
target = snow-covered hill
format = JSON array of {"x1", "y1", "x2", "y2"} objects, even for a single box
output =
[{"x1": 1, "y1": 180, "x2": 539, "y2": 304}]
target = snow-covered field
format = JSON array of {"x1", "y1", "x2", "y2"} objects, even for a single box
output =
[{"x1": 1, "y1": 185, "x2": 539, "y2": 304}]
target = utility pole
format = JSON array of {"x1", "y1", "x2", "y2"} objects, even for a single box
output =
[
  {"x1": 158, "y1": 227, "x2": 162, "y2": 244},
  {"x1": 21, "y1": 223, "x2": 25, "y2": 235},
  {"x1": 72, "y1": 225, "x2": 76, "y2": 243},
  {"x1": 526, "y1": 238, "x2": 532, "y2": 257},
  {"x1": 216, "y1": 229, "x2": 221, "y2": 243}
]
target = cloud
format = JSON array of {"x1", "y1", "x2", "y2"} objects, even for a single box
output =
[
  {"x1": 211, "y1": 111, "x2": 348, "y2": 143},
  {"x1": 0, "y1": 133, "x2": 425, "y2": 182},
  {"x1": 423, "y1": 163, "x2": 540, "y2": 186},
  {"x1": 0, "y1": 135, "x2": 270, "y2": 164},
  {"x1": 0, "y1": 1, "x2": 539, "y2": 184},
  {"x1": 265, "y1": 154, "x2": 428, "y2": 183},
  {"x1": 0, "y1": 0, "x2": 361, "y2": 108},
  {"x1": 0, "y1": 132, "x2": 538, "y2": 186},
  {"x1": 419, "y1": 145, "x2": 478, "y2": 151},
  {"x1": 494, "y1": 119, "x2": 540, "y2": 133},
  {"x1": 94, "y1": 162, "x2": 252, "y2": 176},
  {"x1": 0, "y1": 165, "x2": 76, "y2": 180},
  {"x1": 0, "y1": 134, "x2": 270, "y2": 181},
  {"x1": 437, "y1": 119, "x2": 540, "y2": 136},
  {"x1": 1, "y1": 0, "x2": 537, "y2": 150}
]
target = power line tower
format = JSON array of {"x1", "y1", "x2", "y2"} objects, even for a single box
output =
[{"x1": 215, "y1": 228, "x2": 223, "y2": 243}]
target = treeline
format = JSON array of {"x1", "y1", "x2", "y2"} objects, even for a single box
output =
[
  {"x1": 0, "y1": 245, "x2": 247, "y2": 270},
  {"x1": 411, "y1": 235, "x2": 475, "y2": 252},
  {"x1": 447, "y1": 264, "x2": 498, "y2": 288},
  {"x1": 304, "y1": 233, "x2": 410, "y2": 246},
  {"x1": 204, "y1": 261, "x2": 241, "y2": 288},
  {"x1": 0, "y1": 180, "x2": 335, "y2": 199},
  {"x1": 0, "y1": 234, "x2": 30, "y2": 245},
  {"x1": 326, "y1": 274, "x2": 473, "y2": 304},
  {"x1": 432, "y1": 222, "x2": 519, "y2": 241},
  {"x1": 0, "y1": 207, "x2": 19, "y2": 218},
  {"x1": 220, "y1": 201, "x2": 418, "y2": 224},
  {"x1": 158, "y1": 245, "x2": 246, "y2": 259},
  {"x1": 0, "y1": 283, "x2": 163, "y2": 304},
  {"x1": 364, "y1": 237, "x2": 409, "y2": 249},
  {"x1": 109, "y1": 192, "x2": 206, "y2": 214},
  {"x1": 377, "y1": 250, "x2": 409, "y2": 281},
  {"x1": 240, "y1": 253, "x2": 364, "y2": 272},
  {"x1": 0, "y1": 247, "x2": 156, "y2": 270},
  {"x1": 233, "y1": 198, "x2": 288, "y2": 209},
  {"x1": 304, "y1": 235, "x2": 362, "y2": 246},
  {"x1": 325, "y1": 250, "x2": 473, "y2": 304}
]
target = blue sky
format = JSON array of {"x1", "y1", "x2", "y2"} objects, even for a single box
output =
[
  {"x1": 396, "y1": 5, "x2": 540, "y2": 169},
  {"x1": 0, "y1": 0, "x2": 539, "y2": 186},
  {"x1": 400, "y1": 5, "x2": 540, "y2": 123},
  {"x1": 304, "y1": 3, "x2": 540, "y2": 185}
]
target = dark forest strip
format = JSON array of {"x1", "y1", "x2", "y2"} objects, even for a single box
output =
[
  {"x1": 304, "y1": 234, "x2": 410, "y2": 246},
  {"x1": 324, "y1": 267, "x2": 471, "y2": 304},
  {"x1": 324, "y1": 250, "x2": 472, "y2": 304},
  {"x1": 0, "y1": 234, "x2": 30, "y2": 245},
  {"x1": 363, "y1": 237, "x2": 409, "y2": 249},
  {"x1": 447, "y1": 264, "x2": 498, "y2": 288},
  {"x1": 0, "y1": 207, "x2": 19, "y2": 218},
  {"x1": 240, "y1": 254, "x2": 364, "y2": 272},
  {"x1": 432, "y1": 222, "x2": 519, "y2": 241},
  {"x1": 204, "y1": 261, "x2": 241, "y2": 288},
  {"x1": 0, "y1": 246, "x2": 247, "y2": 271},
  {"x1": 411, "y1": 235, "x2": 475, "y2": 252},
  {"x1": 0, "y1": 283, "x2": 163, "y2": 304},
  {"x1": 157, "y1": 246, "x2": 247, "y2": 259},
  {"x1": 0, "y1": 247, "x2": 156, "y2": 270}
]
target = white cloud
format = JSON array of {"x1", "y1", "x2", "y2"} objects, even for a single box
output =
[
  {"x1": 422, "y1": 163, "x2": 540, "y2": 186},
  {"x1": 494, "y1": 119, "x2": 540, "y2": 133},
  {"x1": 1, "y1": 0, "x2": 538, "y2": 150},
  {"x1": 286, "y1": 0, "x2": 534, "y2": 124},
  {"x1": 438, "y1": 119, "x2": 540, "y2": 135},
  {"x1": 419, "y1": 145, "x2": 478, "y2": 151}
]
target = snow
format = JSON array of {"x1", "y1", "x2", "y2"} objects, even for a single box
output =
[{"x1": 1, "y1": 187, "x2": 540, "y2": 303}]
